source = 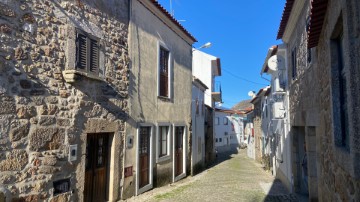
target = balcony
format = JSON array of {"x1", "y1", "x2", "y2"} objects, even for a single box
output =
[{"x1": 212, "y1": 81, "x2": 222, "y2": 103}]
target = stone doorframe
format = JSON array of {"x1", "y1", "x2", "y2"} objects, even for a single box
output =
[
  {"x1": 135, "y1": 123, "x2": 154, "y2": 196},
  {"x1": 172, "y1": 123, "x2": 187, "y2": 182},
  {"x1": 81, "y1": 119, "x2": 123, "y2": 202}
]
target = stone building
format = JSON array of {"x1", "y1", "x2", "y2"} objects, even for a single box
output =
[
  {"x1": 250, "y1": 86, "x2": 271, "y2": 163},
  {"x1": 308, "y1": 0, "x2": 360, "y2": 201},
  {"x1": 123, "y1": 0, "x2": 196, "y2": 198},
  {"x1": 277, "y1": 0, "x2": 360, "y2": 201},
  {"x1": 0, "y1": 0, "x2": 129, "y2": 201},
  {"x1": 277, "y1": 0, "x2": 320, "y2": 199}
]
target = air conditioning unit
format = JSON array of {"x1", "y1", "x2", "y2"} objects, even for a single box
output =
[{"x1": 272, "y1": 102, "x2": 285, "y2": 119}]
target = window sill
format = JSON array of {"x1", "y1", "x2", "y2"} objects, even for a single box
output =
[
  {"x1": 158, "y1": 96, "x2": 171, "y2": 102},
  {"x1": 156, "y1": 155, "x2": 171, "y2": 163},
  {"x1": 62, "y1": 70, "x2": 104, "y2": 83}
]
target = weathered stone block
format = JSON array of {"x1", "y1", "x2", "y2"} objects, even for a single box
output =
[
  {"x1": 22, "y1": 13, "x2": 36, "y2": 24},
  {"x1": 59, "y1": 90, "x2": 69, "y2": 98},
  {"x1": 14, "y1": 47, "x2": 28, "y2": 60},
  {"x1": 38, "y1": 166, "x2": 59, "y2": 174},
  {"x1": 16, "y1": 106, "x2": 36, "y2": 119},
  {"x1": 29, "y1": 128, "x2": 58, "y2": 151},
  {"x1": 0, "y1": 3, "x2": 16, "y2": 17},
  {"x1": 0, "y1": 150, "x2": 28, "y2": 171},
  {"x1": 42, "y1": 156, "x2": 57, "y2": 166},
  {"x1": 0, "y1": 101, "x2": 16, "y2": 114},
  {"x1": 50, "y1": 193, "x2": 70, "y2": 202},
  {"x1": 9, "y1": 123, "x2": 30, "y2": 142},
  {"x1": 29, "y1": 128, "x2": 65, "y2": 151},
  {"x1": 0, "y1": 173, "x2": 15, "y2": 184},
  {"x1": 56, "y1": 119, "x2": 70, "y2": 127},
  {"x1": 0, "y1": 24, "x2": 11, "y2": 34},
  {"x1": 46, "y1": 97, "x2": 58, "y2": 104},
  {"x1": 39, "y1": 116, "x2": 56, "y2": 126}
]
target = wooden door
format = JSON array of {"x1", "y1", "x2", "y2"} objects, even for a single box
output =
[
  {"x1": 139, "y1": 127, "x2": 150, "y2": 189},
  {"x1": 175, "y1": 127, "x2": 184, "y2": 177},
  {"x1": 84, "y1": 133, "x2": 109, "y2": 202}
]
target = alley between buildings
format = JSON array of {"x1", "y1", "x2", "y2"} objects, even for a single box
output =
[{"x1": 125, "y1": 149, "x2": 304, "y2": 202}]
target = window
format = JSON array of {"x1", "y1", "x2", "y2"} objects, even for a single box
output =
[
  {"x1": 331, "y1": 23, "x2": 349, "y2": 150},
  {"x1": 291, "y1": 47, "x2": 297, "y2": 79},
  {"x1": 215, "y1": 138, "x2": 218, "y2": 142},
  {"x1": 306, "y1": 16, "x2": 312, "y2": 64},
  {"x1": 219, "y1": 138, "x2": 222, "y2": 142},
  {"x1": 159, "y1": 46, "x2": 170, "y2": 98},
  {"x1": 215, "y1": 117, "x2": 219, "y2": 125},
  {"x1": 223, "y1": 117, "x2": 228, "y2": 125},
  {"x1": 76, "y1": 29, "x2": 99, "y2": 74},
  {"x1": 195, "y1": 98, "x2": 199, "y2": 115},
  {"x1": 201, "y1": 101, "x2": 205, "y2": 116},
  {"x1": 158, "y1": 126, "x2": 170, "y2": 157}
]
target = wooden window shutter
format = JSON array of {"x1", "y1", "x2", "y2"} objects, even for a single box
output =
[
  {"x1": 90, "y1": 39, "x2": 99, "y2": 74},
  {"x1": 76, "y1": 33, "x2": 87, "y2": 70}
]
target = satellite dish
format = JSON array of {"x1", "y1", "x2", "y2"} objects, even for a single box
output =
[
  {"x1": 248, "y1": 91, "x2": 255, "y2": 98},
  {"x1": 267, "y1": 55, "x2": 285, "y2": 72}
]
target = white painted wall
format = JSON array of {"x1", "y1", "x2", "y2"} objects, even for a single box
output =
[
  {"x1": 192, "y1": 50, "x2": 218, "y2": 107},
  {"x1": 214, "y1": 111, "x2": 233, "y2": 148},
  {"x1": 191, "y1": 83, "x2": 206, "y2": 168},
  {"x1": 245, "y1": 121, "x2": 255, "y2": 159}
]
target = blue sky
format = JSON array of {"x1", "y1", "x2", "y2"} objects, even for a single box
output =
[{"x1": 157, "y1": 0, "x2": 286, "y2": 108}]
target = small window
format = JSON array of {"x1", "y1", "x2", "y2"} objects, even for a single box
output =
[
  {"x1": 215, "y1": 138, "x2": 218, "y2": 142},
  {"x1": 76, "y1": 30, "x2": 99, "y2": 74},
  {"x1": 201, "y1": 100, "x2": 205, "y2": 116},
  {"x1": 291, "y1": 47, "x2": 297, "y2": 79},
  {"x1": 195, "y1": 98, "x2": 199, "y2": 115},
  {"x1": 219, "y1": 138, "x2": 222, "y2": 142},
  {"x1": 159, "y1": 46, "x2": 170, "y2": 98},
  {"x1": 158, "y1": 126, "x2": 170, "y2": 158},
  {"x1": 223, "y1": 117, "x2": 228, "y2": 125},
  {"x1": 331, "y1": 23, "x2": 349, "y2": 150}
]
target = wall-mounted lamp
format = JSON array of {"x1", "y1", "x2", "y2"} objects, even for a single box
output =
[{"x1": 193, "y1": 42, "x2": 212, "y2": 51}]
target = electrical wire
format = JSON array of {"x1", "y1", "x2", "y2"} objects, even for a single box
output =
[{"x1": 221, "y1": 68, "x2": 269, "y2": 86}]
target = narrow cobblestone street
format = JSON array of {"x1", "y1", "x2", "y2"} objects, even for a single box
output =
[{"x1": 125, "y1": 149, "x2": 301, "y2": 202}]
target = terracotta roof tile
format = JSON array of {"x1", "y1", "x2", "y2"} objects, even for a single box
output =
[
  {"x1": 277, "y1": 0, "x2": 295, "y2": 40},
  {"x1": 308, "y1": 0, "x2": 328, "y2": 48}
]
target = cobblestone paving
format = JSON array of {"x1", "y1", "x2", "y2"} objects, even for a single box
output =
[{"x1": 124, "y1": 149, "x2": 302, "y2": 202}]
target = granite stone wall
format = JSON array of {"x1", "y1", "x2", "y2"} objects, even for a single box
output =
[
  {"x1": 0, "y1": 0, "x2": 129, "y2": 201},
  {"x1": 316, "y1": 0, "x2": 360, "y2": 201}
]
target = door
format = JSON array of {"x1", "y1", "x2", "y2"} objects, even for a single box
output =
[
  {"x1": 175, "y1": 127, "x2": 184, "y2": 176},
  {"x1": 84, "y1": 133, "x2": 109, "y2": 202},
  {"x1": 139, "y1": 127, "x2": 150, "y2": 189}
]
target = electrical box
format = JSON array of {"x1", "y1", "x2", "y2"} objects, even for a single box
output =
[
  {"x1": 273, "y1": 102, "x2": 285, "y2": 119},
  {"x1": 69, "y1": 145, "x2": 77, "y2": 162}
]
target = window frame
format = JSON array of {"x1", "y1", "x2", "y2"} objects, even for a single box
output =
[
  {"x1": 75, "y1": 28, "x2": 100, "y2": 75},
  {"x1": 157, "y1": 42, "x2": 172, "y2": 99},
  {"x1": 156, "y1": 123, "x2": 172, "y2": 162},
  {"x1": 291, "y1": 47, "x2": 297, "y2": 79},
  {"x1": 223, "y1": 117, "x2": 228, "y2": 125},
  {"x1": 331, "y1": 25, "x2": 350, "y2": 151}
]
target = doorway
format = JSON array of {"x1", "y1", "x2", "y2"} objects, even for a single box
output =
[
  {"x1": 84, "y1": 133, "x2": 109, "y2": 202},
  {"x1": 139, "y1": 127, "x2": 151, "y2": 189},
  {"x1": 174, "y1": 126, "x2": 184, "y2": 177}
]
